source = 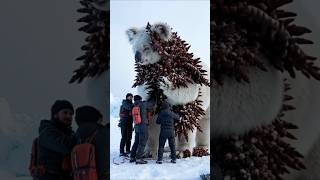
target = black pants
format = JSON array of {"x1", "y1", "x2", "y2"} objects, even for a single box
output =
[
  {"x1": 157, "y1": 132, "x2": 176, "y2": 161},
  {"x1": 130, "y1": 128, "x2": 148, "y2": 159},
  {"x1": 119, "y1": 119, "x2": 133, "y2": 153}
]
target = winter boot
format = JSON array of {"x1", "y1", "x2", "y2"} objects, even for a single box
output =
[
  {"x1": 125, "y1": 151, "x2": 131, "y2": 156},
  {"x1": 136, "y1": 159, "x2": 148, "y2": 164},
  {"x1": 171, "y1": 159, "x2": 176, "y2": 164},
  {"x1": 156, "y1": 160, "x2": 162, "y2": 164},
  {"x1": 129, "y1": 158, "x2": 136, "y2": 163}
]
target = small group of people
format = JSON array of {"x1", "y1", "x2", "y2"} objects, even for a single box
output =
[
  {"x1": 30, "y1": 100, "x2": 109, "y2": 180},
  {"x1": 119, "y1": 93, "x2": 180, "y2": 164}
]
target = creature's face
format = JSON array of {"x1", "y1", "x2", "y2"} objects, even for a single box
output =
[{"x1": 126, "y1": 23, "x2": 172, "y2": 65}]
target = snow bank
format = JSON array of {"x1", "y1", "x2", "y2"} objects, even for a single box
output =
[
  {"x1": 0, "y1": 98, "x2": 37, "y2": 179},
  {"x1": 110, "y1": 93, "x2": 121, "y2": 118}
]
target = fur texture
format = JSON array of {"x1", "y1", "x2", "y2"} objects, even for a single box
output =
[{"x1": 211, "y1": 56, "x2": 284, "y2": 136}]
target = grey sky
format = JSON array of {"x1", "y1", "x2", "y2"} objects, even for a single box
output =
[{"x1": 110, "y1": 0, "x2": 210, "y2": 99}]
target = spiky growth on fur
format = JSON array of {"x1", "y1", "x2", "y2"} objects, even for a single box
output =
[
  {"x1": 70, "y1": 0, "x2": 109, "y2": 83},
  {"x1": 212, "y1": 0, "x2": 319, "y2": 178},
  {"x1": 193, "y1": 147, "x2": 210, "y2": 157},
  {"x1": 132, "y1": 23, "x2": 210, "y2": 140},
  {"x1": 212, "y1": 0, "x2": 320, "y2": 85}
]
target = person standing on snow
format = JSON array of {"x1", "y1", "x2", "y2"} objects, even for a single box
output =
[
  {"x1": 156, "y1": 101, "x2": 179, "y2": 164},
  {"x1": 119, "y1": 93, "x2": 134, "y2": 156},
  {"x1": 130, "y1": 95, "x2": 154, "y2": 164}
]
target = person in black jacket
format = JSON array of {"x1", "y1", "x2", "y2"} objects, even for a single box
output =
[
  {"x1": 37, "y1": 100, "x2": 76, "y2": 180},
  {"x1": 75, "y1": 105, "x2": 109, "y2": 180},
  {"x1": 119, "y1": 93, "x2": 134, "y2": 156},
  {"x1": 130, "y1": 95, "x2": 154, "y2": 164},
  {"x1": 156, "y1": 101, "x2": 180, "y2": 164}
]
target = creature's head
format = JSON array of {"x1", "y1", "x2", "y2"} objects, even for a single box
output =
[{"x1": 126, "y1": 22, "x2": 172, "y2": 65}]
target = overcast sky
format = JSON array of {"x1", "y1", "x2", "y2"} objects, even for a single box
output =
[{"x1": 110, "y1": 0, "x2": 210, "y2": 99}]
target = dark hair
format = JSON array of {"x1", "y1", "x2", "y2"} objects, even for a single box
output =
[
  {"x1": 75, "y1": 106, "x2": 103, "y2": 125},
  {"x1": 134, "y1": 95, "x2": 142, "y2": 101},
  {"x1": 126, "y1": 93, "x2": 133, "y2": 98},
  {"x1": 51, "y1": 100, "x2": 74, "y2": 119}
]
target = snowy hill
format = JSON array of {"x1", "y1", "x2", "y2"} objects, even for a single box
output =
[
  {"x1": 110, "y1": 93, "x2": 121, "y2": 118},
  {"x1": 110, "y1": 114, "x2": 210, "y2": 180},
  {"x1": 0, "y1": 98, "x2": 35, "y2": 180}
]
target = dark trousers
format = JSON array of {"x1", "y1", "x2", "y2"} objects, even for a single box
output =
[
  {"x1": 130, "y1": 129, "x2": 148, "y2": 159},
  {"x1": 157, "y1": 132, "x2": 176, "y2": 161},
  {"x1": 120, "y1": 119, "x2": 133, "y2": 153}
]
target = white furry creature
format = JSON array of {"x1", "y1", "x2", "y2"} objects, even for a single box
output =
[{"x1": 126, "y1": 22, "x2": 210, "y2": 158}]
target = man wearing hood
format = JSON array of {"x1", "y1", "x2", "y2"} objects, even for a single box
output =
[
  {"x1": 119, "y1": 93, "x2": 134, "y2": 156},
  {"x1": 37, "y1": 100, "x2": 76, "y2": 180}
]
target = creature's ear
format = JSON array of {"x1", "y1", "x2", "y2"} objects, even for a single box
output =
[
  {"x1": 151, "y1": 22, "x2": 172, "y2": 41},
  {"x1": 126, "y1": 28, "x2": 139, "y2": 44}
]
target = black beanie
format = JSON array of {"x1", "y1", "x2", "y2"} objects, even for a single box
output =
[
  {"x1": 126, "y1": 93, "x2": 133, "y2": 98},
  {"x1": 51, "y1": 100, "x2": 74, "y2": 118},
  {"x1": 134, "y1": 95, "x2": 142, "y2": 101},
  {"x1": 75, "y1": 106, "x2": 103, "y2": 125}
]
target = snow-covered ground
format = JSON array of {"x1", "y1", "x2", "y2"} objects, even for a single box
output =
[
  {"x1": 110, "y1": 103, "x2": 210, "y2": 180},
  {"x1": 0, "y1": 98, "x2": 34, "y2": 180}
]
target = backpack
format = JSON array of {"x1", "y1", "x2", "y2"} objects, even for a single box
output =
[
  {"x1": 71, "y1": 130, "x2": 98, "y2": 180},
  {"x1": 29, "y1": 137, "x2": 46, "y2": 177},
  {"x1": 132, "y1": 105, "x2": 142, "y2": 124}
]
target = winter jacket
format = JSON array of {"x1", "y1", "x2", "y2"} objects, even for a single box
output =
[
  {"x1": 119, "y1": 99, "x2": 133, "y2": 121},
  {"x1": 75, "y1": 122, "x2": 109, "y2": 180},
  {"x1": 133, "y1": 100, "x2": 153, "y2": 133},
  {"x1": 37, "y1": 119, "x2": 76, "y2": 175},
  {"x1": 156, "y1": 102, "x2": 180, "y2": 137}
]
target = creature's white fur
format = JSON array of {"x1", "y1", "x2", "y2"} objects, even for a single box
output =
[
  {"x1": 126, "y1": 28, "x2": 161, "y2": 65},
  {"x1": 150, "y1": 22, "x2": 172, "y2": 42},
  {"x1": 84, "y1": 71, "x2": 109, "y2": 124},
  {"x1": 211, "y1": 56, "x2": 284, "y2": 136},
  {"x1": 159, "y1": 76, "x2": 200, "y2": 105},
  {"x1": 126, "y1": 22, "x2": 210, "y2": 156}
]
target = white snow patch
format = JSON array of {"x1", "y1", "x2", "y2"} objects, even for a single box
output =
[{"x1": 0, "y1": 98, "x2": 37, "y2": 179}]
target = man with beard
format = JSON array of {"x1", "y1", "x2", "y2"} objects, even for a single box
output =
[{"x1": 36, "y1": 100, "x2": 76, "y2": 180}]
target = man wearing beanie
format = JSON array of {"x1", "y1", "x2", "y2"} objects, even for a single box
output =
[
  {"x1": 37, "y1": 100, "x2": 76, "y2": 180},
  {"x1": 130, "y1": 95, "x2": 154, "y2": 164},
  {"x1": 75, "y1": 105, "x2": 109, "y2": 180},
  {"x1": 118, "y1": 93, "x2": 134, "y2": 156}
]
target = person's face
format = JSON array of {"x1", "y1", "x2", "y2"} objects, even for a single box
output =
[
  {"x1": 54, "y1": 109, "x2": 74, "y2": 126},
  {"x1": 127, "y1": 96, "x2": 133, "y2": 101}
]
